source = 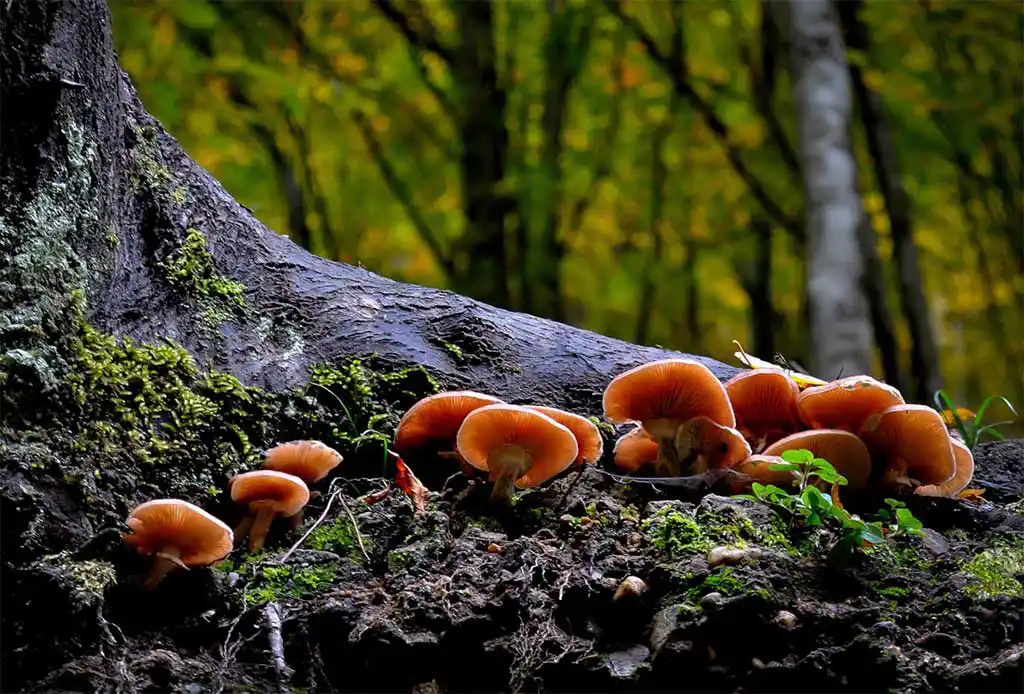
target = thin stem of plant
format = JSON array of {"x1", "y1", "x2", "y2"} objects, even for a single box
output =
[{"x1": 278, "y1": 478, "x2": 369, "y2": 564}]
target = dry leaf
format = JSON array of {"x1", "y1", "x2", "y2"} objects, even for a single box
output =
[
  {"x1": 957, "y1": 488, "x2": 986, "y2": 502},
  {"x1": 395, "y1": 457, "x2": 429, "y2": 513}
]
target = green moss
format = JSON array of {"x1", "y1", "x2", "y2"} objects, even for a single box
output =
[
  {"x1": 642, "y1": 507, "x2": 711, "y2": 558},
  {"x1": 443, "y1": 342, "x2": 465, "y2": 362},
  {"x1": 874, "y1": 585, "x2": 910, "y2": 599},
  {"x1": 387, "y1": 549, "x2": 415, "y2": 573},
  {"x1": 36, "y1": 551, "x2": 117, "y2": 606},
  {"x1": 962, "y1": 538, "x2": 1024, "y2": 598},
  {"x1": 242, "y1": 564, "x2": 338, "y2": 607},
  {"x1": 171, "y1": 187, "x2": 187, "y2": 206},
  {"x1": 588, "y1": 416, "x2": 615, "y2": 440},
  {"x1": 697, "y1": 502, "x2": 795, "y2": 554},
  {"x1": 306, "y1": 517, "x2": 368, "y2": 561},
  {"x1": 159, "y1": 228, "x2": 247, "y2": 326}
]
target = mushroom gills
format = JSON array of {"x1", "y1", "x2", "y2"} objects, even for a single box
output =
[
  {"x1": 487, "y1": 443, "x2": 531, "y2": 504},
  {"x1": 142, "y1": 547, "x2": 186, "y2": 590},
  {"x1": 641, "y1": 418, "x2": 685, "y2": 476}
]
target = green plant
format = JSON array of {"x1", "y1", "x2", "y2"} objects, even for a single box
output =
[
  {"x1": 934, "y1": 390, "x2": 1018, "y2": 451},
  {"x1": 737, "y1": 449, "x2": 923, "y2": 566}
]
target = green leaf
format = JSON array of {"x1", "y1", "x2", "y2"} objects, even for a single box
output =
[
  {"x1": 767, "y1": 462, "x2": 800, "y2": 472},
  {"x1": 860, "y1": 523, "x2": 886, "y2": 545},
  {"x1": 801, "y1": 485, "x2": 832, "y2": 511},
  {"x1": 974, "y1": 395, "x2": 1018, "y2": 427},
  {"x1": 895, "y1": 508, "x2": 923, "y2": 532},
  {"x1": 781, "y1": 449, "x2": 814, "y2": 465},
  {"x1": 811, "y1": 458, "x2": 837, "y2": 475}
]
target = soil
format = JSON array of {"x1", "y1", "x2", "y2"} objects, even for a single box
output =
[{"x1": 3, "y1": 438, "x2": 1022, "y2": 694}]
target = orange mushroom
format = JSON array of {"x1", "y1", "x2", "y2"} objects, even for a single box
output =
[
  {"x1": 456, "y1": 404, "x2": 578, "y2": 504},
  {"x1": 263, "y1": 440, "x2": 342, "y2": 485},
  {"x1": 674, "y1": 416, "x2": 752, "y2": 473},
  {"x1": 525, "y1": 406, "x2": 604, "y2": 465},
  {"x1": 122, "y1": 499, "x2": 233, "y2": 590},
  {"x1": 797, "y1": 375, "x2": 904, "y2": 432},
  {"x1": 613, "y1": 427, "x2": 660, "y2": 474},
  {"x1": 725, "y1": 370, "x2": 801, "y2": 452},
  {"x1": 762, "y1": 430, "x2": 873, "y2": 491},
  {"x1": 394, "y1": 391, "x2": 504, "y2": 473},
  {"x1": 732, "y1": 455, "x2": 798, "y2": 489},
  {"x1": 229, "y1": 470, "x2": 310, "y2": 552},
  {"x1": 602, "y1": 359, "x2": 736, "y2": 475},
  {"x1": 914, "y1": 437, "x2": 975, "y2": 498},
  {"x1": 860, "y1": 405, "x2": 956, "y2": 493}
]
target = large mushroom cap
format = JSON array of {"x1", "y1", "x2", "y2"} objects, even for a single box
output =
[
  {"x1": 915, "y1": 438, "x2": 975, "y2": 498},
  {"x1": 456, "y1": 404, "x2": 578, "y2": 488},
  {"x1": 263, "y1": 440, "x2": 342, "y2": 484},
  {"x1": 394, "y1": 391, "x2": 504, "y2": 453},
  {"x1": 797, "y1": 375, "x2": 904, "y2": 432},
  {"x1": 123, "y1": 499, "x2": 233, "y2": 566},
  {"x1": 763, "y1": 429, "x2": 873, "y2": 490},
  {"x1": 860, "y1": 405, "x2": 956, "y2": 487},
  {"x1": 613, "y1": 427, "x2": 660, "y2": 473},
  {"x1": 675, "y1": 416, "x2": 752, "y2": 472},
  {"x1": 229, "y1": 470, "x2": 310, "y2": 517},
  {"x1": 725, "y1": 370, "x2": 800, "y2": 447},
  {"x1": 603, "y1": 359, "x2": 736, "y2": 432},
  {"x1": 525, "y1": 406, "x2": 604, "y2": 465}
]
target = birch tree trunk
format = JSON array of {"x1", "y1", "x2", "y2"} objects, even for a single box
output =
[{"x1": 772, "y1": 0, "x2": 875, "y2": 380}]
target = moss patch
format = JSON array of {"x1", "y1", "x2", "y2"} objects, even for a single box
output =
[
  {"x1": 159, "y1": 228, "x2": 247, "y2": 326},
  {"x1": 241, "y1": 564, "x2": 338, "y2": 607},
  {"x1": 642, "y1": 506, "x2": 712, "y2": 558},
  {"x1": 962, "y1": 538, "x2": 1024, "y2": 598},
  {"x1": 307, "y1": 517, "x2": 368, "y2": 561}
]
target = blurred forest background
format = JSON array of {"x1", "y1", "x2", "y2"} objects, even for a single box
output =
[{"x1": 110, "y1": 0, "x2": 1023, "y2": 416}]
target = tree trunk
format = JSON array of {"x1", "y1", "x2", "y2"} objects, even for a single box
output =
[
  {"x1": 771, "y1": 0, "x2": 875, "y2": 381},
  {"x1": 839, "y1": 0, "x2": 942, "y2": 403},
  {"x1": 0, "y1": 0, "x2": 739, "y2": 422}
]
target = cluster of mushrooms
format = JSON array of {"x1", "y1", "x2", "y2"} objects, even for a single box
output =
[
  {"x1": 122, "y1": 440, "x2": 342, "y2": 589},
  {"x1": 121, "y1": 357, "x2": 972, "y2": 590},
  {"x1": 605, "y1": 359, "x2": 973, "y2": 499}
]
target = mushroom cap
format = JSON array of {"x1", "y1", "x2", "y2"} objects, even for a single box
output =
[
  {"x1": 456, "y1": 404, "x2": 578, "y2": 488},
  {"x1": 394, "y1": 391, "x2": 504, "y2": 453},
  {"x1": 915, "y1": 438, "x2": 975, "y2": 497},
  {"x1": 797, "y1": 375, "x2": 905, "y2": 432},
  {"x1": 123, "y1": 499, "x2": 233, "y2": 566},
  {"x1": 762, "y1": 429, "x2": 873, "y2": 490},
  {"x1": 732, "y1": 455, "x2": 797, "y2": 488},
  {"x1": 229, "y1": 470, "x2": 310, "y2": 517},
  {"x1": 525, "y1": 406, "x2": 604, "y2": 465},
  {"x1": 263, "y1": 440, "x2": 342, "y2": 484},
  {"x1": 860, "y1": 405, "x2": 956, "y2": 486},
  {"x1": 725, "y1": 370, "x2": 800, "y2": 437},
  {"x1": 675, "y1": 416, "x2": 753, "y2": 470},
  {"x1": 603, "y1": 359, "x2": 736, "y2": 428},
  {"x1": 613, "y1": 427, "x2": 660, "y2": 473}
]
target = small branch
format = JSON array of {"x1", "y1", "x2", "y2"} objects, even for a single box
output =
[
  {"x1": 336, "y1": 494, "x2": 370, "y2": 562},
  {"x1": 262, "y1": 602, "x2": 292, "y2": 694},
  {"x1": 278, "y1": 478, "x2": 369, "y2": 564},
  {"x1": 351, "y1": 109, "x2": 456, "y2": 277}
]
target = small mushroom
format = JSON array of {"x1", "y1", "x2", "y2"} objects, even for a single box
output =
[
  {"x1": 674, "y1": 416, "x2": 752, "y2": 473},
  {"x1": 725, "y1": 369, "x2": 801, "y2": 452},
  {"x1": 612, "y1": 427, "x2": 660, "y2": 473},
  {"x1": 797, "y1": 375, "x2": 904, "y2": 432},
  {"x1": 762, "y1": 429, "x2": 873, "y2": 491},
  {"x1": 525, "y1": 406, "x2": 604, "y2": 465},
  {"x1": 456, "y1": 404, "x2": 578, "y2": 504},
  {"x1": 603, "y1": 359, "x2": 736, "y2": 475},
  {"x1": 913, "y1": 437, "x2": 975, "y2": 498},
  {"x1": 263, "y1": 440, "x2": 342, "y2": 485},
  {"x1": 229, "y1": 470, "x2": 310, "y2": 552},
  {"x1": 860, "y1": 405, "x2": 956, "y2": 493},
  {"x1": 394, "y1": 391, "x2": 504, "y2": 473},
  {"x1": 122, "y1": 499, "x2": 233, "y2": 590}
]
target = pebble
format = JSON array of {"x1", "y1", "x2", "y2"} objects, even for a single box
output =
[
  {"x1": 773, "y1": 609, "x2": 797, "y2": 629},
  {"x1": 706, "y1": 545, "x2": 762, "y2": 567},
  {"x1": 613, "y1": 575, "x2": 648, "y2": 601},
  {"x1": 700, "y1": 591, "x2": 725, "y2": 610}
]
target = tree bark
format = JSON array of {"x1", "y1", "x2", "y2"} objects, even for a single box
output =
[
  {"x1": 0, "y1": 0, "x2": 740, "y2": 421},
  {"x1": 771, "y1": 0, "x2": 875, "y2": 381},
  {"x1": 839, "y1": 0, "x2": 942, "y2": 403}
]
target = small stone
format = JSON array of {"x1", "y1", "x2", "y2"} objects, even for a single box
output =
[
  {"x1": 773, "y1": 610, "x2": 797, "y2": 629},
  {"x1": 751, "y1": 657, "x2": 766, "y2": 669},
  {"x1": 626, "y1": 532, "x2": 643, "y2": 549},
  {"x1": 613, "y1": 576, "x2": 648, "y2": 601},
  {"x1": 559, "y1": 514, "x2": 576, "y2": 524},
  {"x1": 487, "y1": 543, "x2": 502, "y2": 553},
  {"x1": 706, "y1": 545, "x2": 761, "y2": 567},
  {"x1": 700, "y1": 592, "x2": 725, "y2": 610},
  {"x1": 568, "y1": 498, "x2": 588, "y2": 516},
  {"x1": 579, "y1": 516, "x2": 596, "y2": 526},
  {"x1": 707, "y1": 645, "x2": 717, "y2": 662},
  {"x1": 597, "y1": 499, "x2": 620, "y2": 514}
]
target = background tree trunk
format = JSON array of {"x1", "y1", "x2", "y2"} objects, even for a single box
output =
[
  {"x1": 0, "y1": 0, "x2": 739, "y2": 422},
  {"x1": 771, "y1": 0, "x2": 876, "y2": 381}
]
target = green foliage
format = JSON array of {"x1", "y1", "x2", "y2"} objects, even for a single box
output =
[
  {"x1": 737, "y1": 449, "x2": 923, "y2": 567},
  {"x1": 159, "y1": 228, "x2": 247, "y2": 326},
  {"x1": 306, "y1": 517, "x2": 368, "y2": 561},
  {"x1": 960, "y1": 537, "x2": 1024, "y2": 598},
  {"x1": 241, "y1": 564, "x2": 338, "y2": 607},
  {"x1": 934, "y1": 389, "x2": 1018, "y2": 451},
  {"x1": 642, "y1": 506, "x2": 711, "y2": 558}
]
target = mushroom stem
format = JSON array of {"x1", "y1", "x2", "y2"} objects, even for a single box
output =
[
  {"x1": 287, "y1": 510, "x2": 304, "y2": 533},
  {"x1": 643, "y1": 418, "x2": 684, "y2": 476},
  {"x1": 234, "y1": 514, "x2": 255, "y2": 548},
  {"x1": 879, "y1": 458, "x2": 918, "y2": 493},
  {"x1": 248, "y1": 505, "x2": 279, "y2": 552},
  {"x1": 142, "y1": 547, "x2": 183, "y2": 590},
  {"x1": 673, "y1": 418, "x2": 709, "y2": 474},
  {"x1": 487, "y1": 444, "x2": 530, "y2": 504}
]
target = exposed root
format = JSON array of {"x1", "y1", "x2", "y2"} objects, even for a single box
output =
[{"x1": 263, "y1": 602, "x2": 292, "y2": 694}]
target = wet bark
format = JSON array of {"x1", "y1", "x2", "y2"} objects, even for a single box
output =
[{"x1": 0, "y1": 0, "x2": 740, "y2": 421}]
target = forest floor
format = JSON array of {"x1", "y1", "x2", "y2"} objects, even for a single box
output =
[{"x1": 3, "y1": 429, "x2": 1022, "y2": 693}]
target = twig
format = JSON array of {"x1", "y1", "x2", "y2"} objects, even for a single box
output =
[
  {"x1": 262, "y1": 602, "x2": 292, "y2": 694},
  {"x1": 278, "y1": 480, "x2": 341, "y2": 563},
  {"x1": 336, "y1": 494, "x2": 370, "y2": 563}
]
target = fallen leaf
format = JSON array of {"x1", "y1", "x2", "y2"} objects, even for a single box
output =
[
  {"x1": 395, "y1": 457, "x2": 429, "y2": 513},
  {"x1": 941, "y1": 408, "x2": 977, "y2": 425},
  {"x1": 362, "y1": 484, "x2": 392, "y2": 505},
  {"x1": 830, "y1": 481, "x2": 845, "y2": 510},
  {"x1": 957, "y1": 488, "x2": 986, "y2": 502}
]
